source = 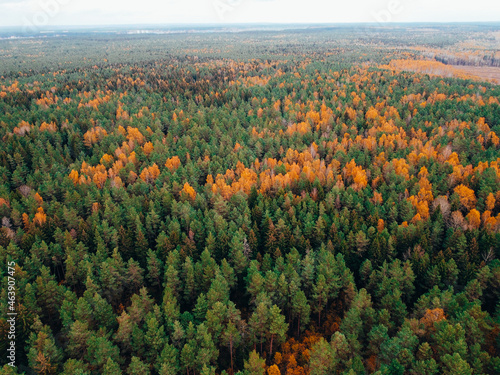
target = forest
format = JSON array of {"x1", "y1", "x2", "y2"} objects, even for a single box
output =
[{"x1": 0, "y1": 24, "x2": 500, "y2": 374}]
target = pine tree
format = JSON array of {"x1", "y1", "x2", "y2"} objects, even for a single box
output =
[
  {"x1": 267, "y1": 305, "x2": 288, "y2": 358},
  {"x1": 244, "y1": 350, "x2": 266, "y2": 375},
  {"x1": 127, "y1": 357, "x2": 150, "y2": 375},
  {"x1": 27, "y1": 319, "x2": 63, "y2": 375}
]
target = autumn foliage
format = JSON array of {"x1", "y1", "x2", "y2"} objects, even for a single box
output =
[{"x1": 1, "y1": 27, "x2": 500, "y2": 375}]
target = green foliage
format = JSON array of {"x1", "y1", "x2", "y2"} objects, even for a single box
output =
[{"x1": 0, "y1": 25, "x2": 499, "y2": 375}]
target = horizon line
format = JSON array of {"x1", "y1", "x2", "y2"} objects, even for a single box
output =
[{"x1": 1, "y1": 20, "x2": 500, "y2": 30}]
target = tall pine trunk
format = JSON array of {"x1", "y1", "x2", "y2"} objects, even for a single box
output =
[
  {"x1": 269, "y1": 334, "x2": 274, "y2": 359},
  {"x1": 230, "y1": 339, "x2": 234, "y2": 375}
]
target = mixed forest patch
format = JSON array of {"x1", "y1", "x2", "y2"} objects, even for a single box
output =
[{"x1": 0, "y1": 25, "x2": 500, "y2": 375}]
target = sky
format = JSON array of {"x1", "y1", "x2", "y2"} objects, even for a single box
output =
[{"x1": 0, "y1": 0, "x2": 499, "y2": 28}]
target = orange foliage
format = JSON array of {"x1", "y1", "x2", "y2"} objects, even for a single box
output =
[
  {"x1": 100, "y1": 154, "x2": 114, "y2": 166},
  {"x1": 411, "y1": 213, "x2": 422, "y2": 224},
  {"x1": 420, "y1": 308, "x2": 446, "y2": 330},
  {"x1": 165, "y1": 156, "x2": 181, "y2": 171},
  {"x1": 490, "y1": 131, "x2": 500, "y2": 147},
  {"x1": 366, "y1": 355, "x2": 378, "y2": 373},
  {"x1": 287, "y1": 122, "x2": 311, "y2": 136},
  {"x1": 389, "y1": 158, "x2": 410, "y2": 180},
  {"x1": 128, "y1": 171, "x2": 138, "y2": 184},
  {"x1": 267, "y1": 365, "x2": 281, "y2": 375},
  {"x1": 116, "y1": 105, "x2": 129, "y2": 120},
  {"x1": 39, "y1": 121, "x2": 57, "y2": 132},
  {"x1": 22, "y1": 213, "x2": 30, "y2": 230},
  {"x1": 417, "y1": 177, "x2": 434, "y2": 203},
  {"x1": 345, "y1": 107, "x2": 356, "y2": 121},
  {"x1": 276, "y1": 334, "x2": 322, "y2": 375},
  {"x1": 33, "y1": 207, "x2": 47, "y2": 226},
  {"x1": 76, "y1": 90, "x2": 111, "y2": 110},
  {"x1": 466, "y1": 209, "x2": 481, "y2": 229},
  {"x1": 372, "y1": 191, "x2": 383, "y2": 205},
  {"x1": 117, "y1": 125, "x2": 127, "y2": 136},
  {"x1": 377, "y1": 219, "x2": 385, "y2": 232},
  {"x1": 77, "y1": 161, "x2": 109, "y2": 188},
  {"x1": 486, "y1": 193, "x2": 496, "y2": 211},
  {"x1": 408, "y1": 198, "x2": 430, "y2": 222},
  {"x1": 477, "y1": 117, "x2": 490, "y2": 133},
  {"x1": 83, "y1": 126, "x2": 107, "y2": 147},
  {"x1": 380, "y1": 59, "x2": 484, "y2": 81},
  {"x1": 181, "y1": 182, "x2": 196, "y2": 200},
  {"x1": 69, "y1": 170, "x2": 79, "y2": 185},
  {"x1": 242, "y1": 75, "x2": 271, "y2": 87},
  {"x1": 418, "y1": 166, "x2": 429, "y2": 179},
  {"x1": 454, "y1": 184, "x2": 477, "y2": 211},
  {"x1": 139, "y1": 164, "x2": 161, "y2": 183},
  {"x1": 93, "y1": 171, "x2": 108, "y2": 189},
  {"x1": 126, "y1": 126, "x2": 145, "y2": 145},
  {"x1": 365, "y1": 107, "x2": 378, "y2": 120},
  {"x1": 143, "y1": 142, "x2": 154, "y2": 156},
  {"x1": 36, "y1": 91, "x2": 58, "y2": 108},
  {"x1": 34, "y1": 193, "x2": 43, "y2": 206},
  {"x1": 343, "y1": 159, "x2": 368, "y2": 191},
  {"x1": 211, "y1": 166, "x2": 258, "y2": 199},
  {"x1": 484, "y1": 213, "x2": 500, "y2": 233},
  {"x1": 208, "y1": 147, "x2": 339, "y2": 199},
  {"x1": 111, "y1": 176, "x2": 123, "y2": 189}
]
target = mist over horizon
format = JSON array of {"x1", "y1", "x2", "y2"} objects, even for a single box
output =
[{"x1": 1, "y1": 0, "x2": 499, "y2": 29}]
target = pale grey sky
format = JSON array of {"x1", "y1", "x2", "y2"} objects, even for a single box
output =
[{"x1": 0, "y1": 0, "x2": 499, "y2": 27}]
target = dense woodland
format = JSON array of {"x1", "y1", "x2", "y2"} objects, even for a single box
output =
[{"x1": 1, "y1": 25, "x2": 500, "y2": 375}]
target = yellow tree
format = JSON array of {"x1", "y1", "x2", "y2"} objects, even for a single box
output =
[
  {"x1": 181, "y1": 183, "x2": 196, "y2": 200},
  {"x1": 454, "y1": 185, "x2": 477, "y2": 211}
]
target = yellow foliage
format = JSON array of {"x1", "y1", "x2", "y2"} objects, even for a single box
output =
[
  {"x1": 69, "y1": 170, "x2": 79, "y2": 185},
  {"x1": 181, "y1": 182, "x2": 196, "y2": 200},
  {"x1": 466, "y1": 209, "x2": 481, "y2": 229},
  {"x1": 486, "y1": 193, "x2": 496, "y2": 211},
  {"x1": 454, "y1": 184, "x2": 477, "y2": 211},
  {"x1": 93, "y1": 171, "x2": 108, "y2": 189},
  {"x1": 377, "y1": 219, "x2": 385, "y2": 232},
  {"x1": 267, "y1": 365, "x2": 281, "y2": 375},
  {"x1": 111, "y1": 176, "x2": 123, "y2": 188},
  {"x1": 100, "y1": 154, "x2": 114, "y2": 166},
  {"x1": 126, "y1": 127, "x2": 145, "y2": 145},
  {"x1": 140, "y1": 164, "x2": 160, "y2": 183},
  {"x1": 33, "y1": 207, "x2": 47, "y2": 226},
  {"x1": 372, "y1": 191, "x2": 383, "y2": 205},
  {"x1": 39, "y1": 121, "x2": 57, "y2": 132},
  {"x1": 274, "y1": 352, "x2": 282, "y2": 366},
  {"x1": 165, "y1": 156, "x2": 181, "y2": 171},
  {"x1": 365, "y1": 107, "x2": 378, "y2": 120},
  {"x1": 116, "y1": 105, "x2": 129, "y2": 120},
  {"x1": 83, "y1": 126, "x2": 107, "y2": 147},
  {"x1": 343, "y1": 159, "x2": 367, "y2": 191},
  {"x1": 143, "y1": 142, "x2": 154, "y2": 156},
  {"x1": 420, "y1": 308, "x2": 446, "y2": 330},
  {"x1": 34, "y1": 193, "x2": 43, "y2": 206}
]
